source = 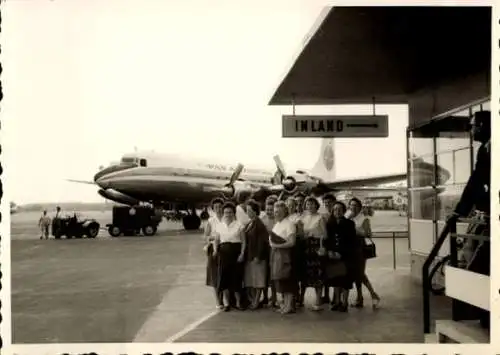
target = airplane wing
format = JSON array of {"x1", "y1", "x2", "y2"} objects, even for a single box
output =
[
  {"x1": 307, "y1": 173, "x2": 406, "y2": 196},
  {"x1": 320, "y1": 173, "x2": 407, "y2": 190},
  {"x1": 258, "y1": 173, "x2": 406, "y2": 197}
]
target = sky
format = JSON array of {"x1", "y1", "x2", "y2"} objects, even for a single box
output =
[{"x1": 3, "y1": 0, "x2": 408, "y2": 204}]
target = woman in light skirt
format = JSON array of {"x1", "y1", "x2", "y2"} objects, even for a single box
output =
[{"x1": 269, "y1": 201, "x2": 297, "y2": 314}]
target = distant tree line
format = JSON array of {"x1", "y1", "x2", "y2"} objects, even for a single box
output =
[{"x1": 18, "y1": 202, "x2": 114, "y2": 212}]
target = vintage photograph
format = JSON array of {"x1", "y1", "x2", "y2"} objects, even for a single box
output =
[{"x1": 2, "y1": 0, "x2": 493, "y2": 350}]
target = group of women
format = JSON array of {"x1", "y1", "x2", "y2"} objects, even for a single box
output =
[{"x1": 203, "y1": 191, "x2": 381, "y2": 315}]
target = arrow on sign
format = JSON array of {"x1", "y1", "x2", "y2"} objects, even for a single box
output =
[{"x1": 346, "y1": 124, "x2": 379, "y2": 128}]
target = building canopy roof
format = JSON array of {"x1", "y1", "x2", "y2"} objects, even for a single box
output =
[{"x1": 269, "y1": 6, "x2": 491, "y2": 106}]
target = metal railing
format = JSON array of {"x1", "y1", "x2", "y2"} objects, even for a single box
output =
[
  {"x1": 371, "y1": 231, "x2": 408, "y2": 270},
  {"x1": 422, "y1": 217, "x2": 489, "y2": 334}
]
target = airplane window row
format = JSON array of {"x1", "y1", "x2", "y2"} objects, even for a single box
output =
[{"x1": 119, "y1": 158, "x2": 272, "y2": 184}]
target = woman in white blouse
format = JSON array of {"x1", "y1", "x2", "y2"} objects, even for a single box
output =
[
  {"x1": 214, "y1": 202, "x2": 246, "y2": 311},
  {"x1": 347, "y1": 197, "x2": 380, "y2": 308},
  {"x1": 203, "y1": 198, "x2": 224, "y2": 309},
  {"x1": 301, "y1": 196, "x2": 328, "y2": 311},
  {"x1": 269, "y1": 201, "x2": 297, "y2": 314}
]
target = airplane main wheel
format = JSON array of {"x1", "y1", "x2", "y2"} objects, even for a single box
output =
[
  {"x1": 182, "y1": 215, "x2": 201, "y2": 230},
  {"x1": 108, "y1": 226, "x2": 121, "y2": 237},
  {"x1": 142, "y1": 225, "x2": 157, "y2": 236}
]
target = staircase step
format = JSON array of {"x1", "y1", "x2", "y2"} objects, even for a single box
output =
[
  {"x1": 445, "y1": 265, "x2": 489, "y2": 310},
  {"x1": 424, "y1": 333, "x2": 438, "y2": 343},
  {"x1": 435, "y1": 319, "x2": 489, "y2": 343}
]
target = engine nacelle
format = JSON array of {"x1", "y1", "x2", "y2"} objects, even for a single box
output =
[
  {"x1": 98, "y1": 189, "x2": 139, "y2": 206},
  {"x1": 282, "y1": 176, "x2": 297, "y2": 192},
  {"x1": 221, "y1": 181, "x2": 255, "y2": 199},
  {"x1": 221, "y1": 184, "x2": 235, "y2": 197}
]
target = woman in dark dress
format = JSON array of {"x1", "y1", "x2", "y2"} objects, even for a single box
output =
[
  {"x1": 347, "y1": 197, "x2": 380, "y2": 308},
  {"x1": 260, "y1": 197, "x2": 278, "y2": 308},
  {"x1": 292, "y1": 193, "x2": 306, "y2": 308},
  {"x1": 285, "y1": 197, "x2": 305, "y2": 308},
  {"x1": 243, "y1": 200, "x2": 270, "y2": 309},
  {"x1": 203, "y1": 197, "x2": 224, "y2": 309},
  {"x1": 325, "y1": 201, "x2": 360, "y2": 312}
]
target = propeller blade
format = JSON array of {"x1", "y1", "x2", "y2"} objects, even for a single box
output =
[
  {"x1": 66, "y1": 179, "x2": 96, "y2": 185},
  {"x1": 273, "y1": 155, "x2": 287, "y2": 176},
  {"x1": 229, "y1": 163, "x2": 244, "y2": 185}
]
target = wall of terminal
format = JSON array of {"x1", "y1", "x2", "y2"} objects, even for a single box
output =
[{"x1": 406, "y1": 72, "x2": 490, "y2": 285}]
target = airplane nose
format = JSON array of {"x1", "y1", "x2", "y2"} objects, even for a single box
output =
[
  {"x1": 94, "y1": 170, "x2": 106, "y2": 183},
  {"x1": 95, "y1": 176, "x2": 110, "y2": 189}
]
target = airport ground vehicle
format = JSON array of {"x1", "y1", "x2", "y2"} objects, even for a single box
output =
[
  {"x1": 52, "y1": 214, "x2": 101, "y2": 239},
  {"x1": 106, "y1": 205, "x2": 162, "y2": 237}
]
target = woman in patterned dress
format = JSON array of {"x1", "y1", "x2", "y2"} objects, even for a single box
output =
[{"x1": 300, "y1": 196, "x2": 327, "y2": 311}]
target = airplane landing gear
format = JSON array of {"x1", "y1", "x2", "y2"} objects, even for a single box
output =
[
  {"x1": 200, "y1": 209, "x2": 209, "y2": 220},
  {"x1": 182, "y1": 214, "x2": 201, "y2": 230},
  {"x1": 182, "y1": 207, "x2": 202, "y2": 230}
]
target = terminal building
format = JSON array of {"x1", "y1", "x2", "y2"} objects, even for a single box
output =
[{"x1": 269, "y1": 6, "x2": 491, "y2": 343}]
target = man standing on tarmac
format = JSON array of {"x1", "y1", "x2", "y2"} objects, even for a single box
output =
[
  {"x1": 448, "y1": 110, "x2": 490, "y2": 329},
  {"x1": 52, "y1": 206, "x2": 63, "y2": 237},
  {"x1": 39, "y1": 210, "x2": 51, "y2": 240}
]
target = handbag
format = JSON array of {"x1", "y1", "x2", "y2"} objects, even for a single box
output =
[
  {"x1": 363, "y1": 235, "x2": 377, "y2": 259},
  {"x1": 325, "y1": 260, "x2": 346, "y2": 279}
]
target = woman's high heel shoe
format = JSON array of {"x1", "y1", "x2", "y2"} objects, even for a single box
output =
[{"x1": 351, "y1": 298, "x2": 364, "y2": 308}]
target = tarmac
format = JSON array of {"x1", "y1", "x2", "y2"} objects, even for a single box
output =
[{"x1": 10, "y1": 210, "x2": 451, "y2": 343}]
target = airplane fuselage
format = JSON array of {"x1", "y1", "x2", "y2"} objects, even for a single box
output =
[
  {"x1": 94, "y1": 155, "x2": 444, "y2": 209},
  {"x1": 93, "y1": 152, "x2": 285, "y2": 208},
  {"x1": 96, "y1": 165, "x2": 276, "y2": 205}
]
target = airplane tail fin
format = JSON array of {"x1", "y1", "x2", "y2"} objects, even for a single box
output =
[{"x1": 309, "y1": 138, "x2": 336, "y2": 181}]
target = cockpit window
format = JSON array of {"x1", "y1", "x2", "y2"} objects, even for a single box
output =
[
  {"x1": 139, "y1": 158, "x2": 147, "y2": 167},
  {"x1": 121, "y1": 157, "x2": 137, "y2": 164}
]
